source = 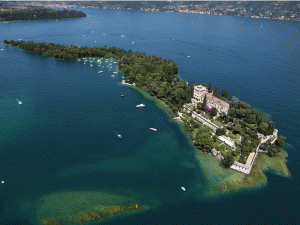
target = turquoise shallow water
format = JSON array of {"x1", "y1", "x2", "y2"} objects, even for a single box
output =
[{"x1": 0, "y1": 8, "x2": 299, "y2": 224}]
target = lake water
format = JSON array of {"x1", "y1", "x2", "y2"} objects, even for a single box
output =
[{"x1": 0, "y1": 8, "x2": 299, "y2": 224}]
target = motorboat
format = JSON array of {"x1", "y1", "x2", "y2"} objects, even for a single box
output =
[
  {"x1": 113, "y1": 62, "x2": 117, "y2": 63},
  {"x1": 121, "y1": 94, "x2": 125, "y2": 97},
  {"x1": 149, "y1": 128, "x2": 157, "y2": 131},
  {"x1": 111, "y1": 75, "x2": 115, "y2": 77},
  {"x1": 90, "y1": 64, "x2": 93, "y2": 66},
  {"x1": 113, "y1": 72, "x2": 117, "y2": 74},
  {"x1": 117, "y1": 134, "x2": 122, "y2": 138},
  {"x1": 18, "y1": 101, "x2": 22, "y2": 105},
  {"x1": 181, "y1": 187, "x2": 186, "y2": 191},
  {"x1": 98, "y1": 71, "x2": 103, "y2": 73},
  {"x1": 136, "y1": 104, "x2": 145, "y2": 108}
]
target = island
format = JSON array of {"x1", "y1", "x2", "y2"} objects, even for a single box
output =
[
  {"x1": 42, "y1": 204, "x2": 143, "y2": 225},
  {"x1": 3, "y1": 40, "x2": 290, "y2": 193},
  {"x1": 0, "y1": 8, "x2": 86, "y2": 22}
]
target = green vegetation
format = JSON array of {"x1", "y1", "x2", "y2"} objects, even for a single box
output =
[
  {"x1": 5, "y1": 40, "x2": 288, "y2": 175},
  {"x1": 222, "y1": 155, "x2": 234, "y2": 168},
  {"x1": 99, "y1": 205, "x2": 142, "y2": 216},
  {"x1": 42, "y1": 218, "x2": 66, "y2": 225},
  {"x1": 76, "y1": 211, "x2": 103, "y2": 223},
  {"x1": 201, "y1": 94, "x2": 207, "y2": 109},
  {"x1": 227, "y1": 132, "x2": 240, "y2": 140},
  {"x1": 216, "y1": 128, "x2": 226, "y2": 136},
  {"x1": 41, "y1": 205, "x2": 143, "y2": 225},
  {"x1": 182, "y1": 116, "x2": 214, "y2": 153},
  {"x1": 4, "y1": 40, "x2": 194, "y2": 111},
  {"x1": 0, "y1": 8, "x2": 86, "y2": 21},
  {"x1": 210, "y1": 107, "x2": 217, "y2": 117}
]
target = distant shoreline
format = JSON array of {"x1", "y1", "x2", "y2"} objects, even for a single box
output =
[{"x1": 3, "y1": 1, "x2": 298, "y2": 22}]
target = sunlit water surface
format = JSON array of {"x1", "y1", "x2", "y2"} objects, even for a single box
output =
[{"x1": 0, "y1": 8, "x2": 299, "y2": 224}]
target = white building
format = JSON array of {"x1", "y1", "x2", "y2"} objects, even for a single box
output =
[{"x1": 217, "y1": 135, "x2": 236, "y2": 149}]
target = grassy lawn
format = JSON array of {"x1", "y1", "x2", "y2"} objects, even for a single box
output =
[
  {"x1": 212, "y1": 119, "x2": 225, "y2": 127},
  {"x1": 227, "y1": 132, "x2": 240, "y2": 140},
  {"x1": 185, "y1": 104, "x2": 194, "y2": 110}
]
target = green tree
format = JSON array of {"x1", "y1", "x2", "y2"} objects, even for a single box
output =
[
  {"x1": 267, "y1": 147, "x2": 279, "y2": 157},
  {"x1": 213, "y1": 86, "x2": 219, "y2": 97},
  {"x1": 221, "y1": 89, "x2": 228, "y2": 98},
  {"x1": 208, "y1": 82, "x2": 212, "y2": 92},
  {"x1": 222, "y1": 155, "x2": 234, "y2": 168},
  {"x1": 224, "y1": 115, "x2": 229, "y2": 123},
  {"x1": 275, "y1": 135, "x2": 286, "y2": 148},
  {"x1": 236, "y1": 108, "x2": 247, "y2": 119},
  {"x1": 232, "y1": 150, "x2": 239, "y2": 157},
  {"x1": 210, "y1": 107, "x2": 218, "y2": 117},
  {"x1": 213, "y1": 135, "x2": 217, "y2": 142},
  {"x1": 201, "y1": 94, "x2": 207, "y2": 110},
  {"x1": 216, "y1": 128, "x2": 226, "y2": 136},
  {"x1": 245, "y1": 113, "x2": 257, "y2": 124},
  {"x1": 195, "y1": 134, "x2": 214, "y2": 153}
]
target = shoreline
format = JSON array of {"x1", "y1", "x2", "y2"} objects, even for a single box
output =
[
  {"x1": 4, "y1": 41, "x2": 291, "y2": 195},
  {"x1": 24, "y1": 5, "x2": 300, "y2": 22},
  {"x1": 126, "y1": 80, "x2": 291, "y2": 195}
]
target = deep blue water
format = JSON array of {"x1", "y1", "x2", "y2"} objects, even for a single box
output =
[{"x1": 0, "y1": 8, "x2": 299, "y2": 224}]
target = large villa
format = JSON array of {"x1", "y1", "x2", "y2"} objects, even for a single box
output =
[
  {"x1": 191, "y1": 85, "x2": 229, "y2": 115},
  {"x1": 184, "y1": 85, "x2": 279, "y2": 175}
]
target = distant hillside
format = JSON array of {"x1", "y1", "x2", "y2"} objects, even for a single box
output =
[
  {"x1": 0, "y1": 8, "x2": 86, "y2": 21},
  {"x1": 6, "y1": 1, "x2": 299, "y2": 21}
]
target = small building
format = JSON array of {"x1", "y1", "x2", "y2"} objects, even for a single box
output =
[
  {"x1": 217, "y1": 135, "x2": 235, "y2": 149},
  {"x1": 211, "y1": 148, "x2": 224, "y2": 160}
]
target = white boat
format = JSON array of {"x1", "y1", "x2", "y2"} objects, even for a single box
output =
[
  {"x1": 113, "y1": 72, "x2": 117, "y2": 74},
  {"x1": 113, "y1": 62, "x2": 117, "y2": 63},
  {"x1": 1, "y1": 181, "x2": 4, "y2": 184},
  {"x1": 111, "y1": 75, "x2": 115, "y2": 77},
  {"x1": 136, "y1": 104, "x2": 145, "y2": 108},
  {"x1": 117, "y1": 134, "x2": 122, "y2": 138},
  {"x1": 1, "y1": 49, "x2": 3, "y2": 51},
  {"x1": 122, "y1": 76, "x2": 125, "y2": 78},
  {"x1": 98, "y1": 71, "x2": 103, "y2": 73},
  {"x1": 18, "y1": 101, "x2": 22, "y2": 105},
  {"x1": 90, "y1": 64, "x2": 93, "y2": 66},
  {"x1": 181, "y1": 187, "x2": 186, "y2": 191},
  {"x1": 149, "y1": 128, "x2": 157, "y2": 131}
]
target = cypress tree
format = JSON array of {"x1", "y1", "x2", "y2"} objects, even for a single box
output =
[
  {"x1": 213, "y1": 86, "x2": 219, "y2": 97},
  {"x1": 202, "y1": 94, "x2": 207, "y2": 110},
  {"x1": 208, "y1": 82, "x2": 212, "y2": 92}
]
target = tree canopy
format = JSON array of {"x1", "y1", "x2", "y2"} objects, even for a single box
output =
[
  {"x1": 4, "y1": 40, "x2": 194, "y2": 110},
  {"x1": 0, "y1": 8, "x2": 86, "y2": 21}
]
